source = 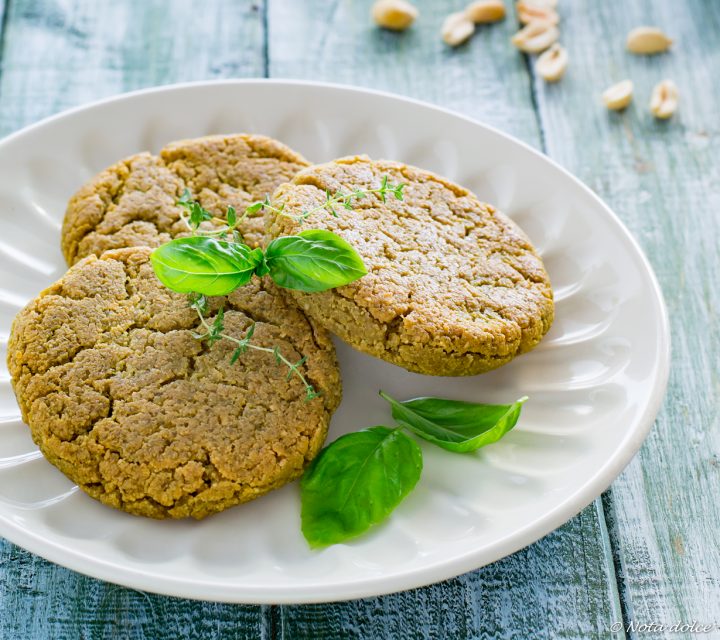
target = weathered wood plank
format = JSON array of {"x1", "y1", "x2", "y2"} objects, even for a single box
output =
[
  {"x1": 278, "y1": 504, "x2": 622, "y2": 640},
  {"x1": 268, "y1": 0, "x2": 544, "y2": 144},
  {"x1": 529, "y1": 0, "x2": 720, "y2": 634},
  {"x1": 0, "y1": 1, "x2": 269, "y2": 637},
  {"x1": 268, "y1": 2, "x2": 623, "y2": 636},
  {"x1": 4, "y1": 0, "x2": 716, "y2": 637},
  {"x1": 0, "y1": 1, "x2": 7, "y2": 53},
  {"x1": 0, "y1": 0, "x2": 266, "y2": 136},
  {"x1": 0, "y1": 542, "x2": 270, "y2": 640}
]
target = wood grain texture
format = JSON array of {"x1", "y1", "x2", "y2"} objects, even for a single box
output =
[
  {"x1": 268, "y1": 0, "x2": 540, "y2": 143},
  {"x1": 0, "y1": 1, "x2": 269, "y2": 636},
  {"x1": 267, "y1": 2, "x2": 624, "y2": 636},
  {"x1": 528, "y1": 0, "x2": 720, "y2": 633},
  {"x1": 0, "y1": 541, "x2": 270, "y2": 640},
  {"x1": 278, "y1": 504, "x2": 622, "y2": 639},
  {"x1": 0, "y1": 0, "x2": 265, "y2": 136},
  {"x1": 0, "y1": 0, "x2": 717, "y2": 638}
]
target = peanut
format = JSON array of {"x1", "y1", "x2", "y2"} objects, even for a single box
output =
[
  {"x1": 626, "y1": 26, "x2": 673, "y2": 54},
  {"x1": 602, "y1": 80, "x2": 633, "y2": 111},
  {"x1": 442, "y1": 11, "x2": 476, "y2": 47},
  {"x1": 371, "y1": 0, "x2": 419, "y2": 31},
  {"x1": 517, "y1": 1, "x2": 559, "y2": 25},
  {"x1": 536, "y1": 43, "x2": 568, "y2": 82},
  {"x1": 465, "y1": 0, "x2": 506, "y2": 24},
  {"x1": 650, "y1": 80, "x2": 679, "y2": 119},
  {"x1": 511, "y1": 20, "x2": 559, "y2": 53}
]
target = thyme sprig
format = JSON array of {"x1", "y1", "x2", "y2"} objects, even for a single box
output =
[
  {"x1": 176, "y1": 176, "x2": 405, "y2": 238},
  {"x1": 258, "y1": 175, "x2": 405, "y2": 223},
  {"x1": 177, "y1": 190, "x2": 239, "y2": 239},
  {"x1": 163, "y1": 177, "x2": 404, "y2": 401},
  {"x1": 189, "y1": 293, "x2": 320, "y2": 401}
]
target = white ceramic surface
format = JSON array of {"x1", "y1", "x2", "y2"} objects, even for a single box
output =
[{"x1": 0, "y1": 80, "x2": 669, "y2": 603}]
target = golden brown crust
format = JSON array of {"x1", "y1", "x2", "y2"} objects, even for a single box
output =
[
  {"x1": 267, "y1": 155, "x2": 554, "y2": 376},
  {"x1": 7, "y1": 247, "x2": 340, "y2": 519},
  {"x1": 61, "y1": 134, "x2": 310, "y2": 265}
]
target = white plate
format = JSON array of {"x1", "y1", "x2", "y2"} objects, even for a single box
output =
[{"x1": 0, "y1": 80, "x2": 669, "y2": 604}]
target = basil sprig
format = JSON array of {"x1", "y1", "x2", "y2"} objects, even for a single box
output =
[
  {"x1": 301, "y1": 427, "x2": 422, "y2": 548},
  {"x1": 300, "y1": 393, "x2": 527, "y2": 547},
  {"x1": 150, "y1": 230, "x2": 366, "y2": 296},
  {"x1": 380, "y1": 392, "x2": 528, "y2": 453},
  {"x1": 150, "y1": 190, "x2": 530, "y2": 549}
]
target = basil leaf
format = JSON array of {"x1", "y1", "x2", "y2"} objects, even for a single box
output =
[
  {"x1": 380, "y1": 392, "x2": 528, "y2": 453},
  {"x1": 150, "y1": 236, "x2": 262, "y2": 296},
  {"x1": 265, "y1": 229, "x2": 367, "y2": 293},
  {"x1": 300, "y1": 426, "x2": 422, "y2": 548}
]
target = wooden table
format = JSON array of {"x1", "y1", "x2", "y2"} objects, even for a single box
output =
[{"x1": 0, "y1": 1, "x2": 717, "y2": 637}]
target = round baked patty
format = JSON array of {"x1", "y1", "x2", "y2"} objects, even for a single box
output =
[
  {"x1": 267, "y1": 156, "x2": 554, "y2": 376},
  {"x1": 7, "y1": 247, "x2": 341, "y2": 519},
  {"x1": 61, "y1": 133, "x2": 310, "y2": 265}
]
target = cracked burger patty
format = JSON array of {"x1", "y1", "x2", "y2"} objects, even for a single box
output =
[
  {"x1": 267, "y1": 156, "x2": 554, "y2": 376},
  {"x1": 7, "y1": 247, "x2": 341, "y2": 519},
  {"x1": 61, "y1": 133, "x2": 310, "y2": 265}
]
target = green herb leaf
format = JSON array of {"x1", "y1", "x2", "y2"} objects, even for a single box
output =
[
  {"x1": 254, "y1": 251, "x2": 270, "y2": 277},
  {"x1": 177, "y1": 192, "x2": 213, "y2": 229},
  {"x1": 264, "y1": 229, "x2": 367, "y2": 292},
  {"x1": 226, "y1": 206, "x2": 237, "y2": 228},
  {"x1": 207, "y1": 307, "x2": 225, "y2": 345},
  {"x1": 300, "y1": 427, "x2": 423, "y2": 548},
  {"x1": 228, "y1": 321, "x2": 255, "y2": 363},
  {"x1": 245, "y1": 201, "x2": 264, "y2": 215},
  {"x1": 306, "y1": 387, "x2": 321, "y2": 401},
  {"x1": 380, "y1": 392, "x2": 528, "y2": 453},
  {"x1": 285, "y1": 355, "x2": 307, "y2": 381},
  {"x1": 243, "y1": 322, "x2": 255, "y2": 341},
  {"x1": 150, "y1": 236, "x2": 262, "y2": 296},
  {"x1": 188, "y1": 292, "x2": 209, "y2": 315}
]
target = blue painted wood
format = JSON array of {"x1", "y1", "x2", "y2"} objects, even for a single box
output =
[
  {"x1": 0, "y1": 0, "x2": 266, "y2": 137},
  {"x1": 277, "y1": 504, "x2": 622, "y2": 639},
  {"x1": 0, "y1": 540, "x2": 271, "y2": 640},
  {"x1": 267, "y1": 1, "x2": 624, "y2": 636},
  {"x1": 1, "y1": 0, "x2": 718, "y2": 637},
  {"x1": 530, "y1": 0, "x2": 720, "y2": 631},
  {"x1": 0, "y1": 1, "x2": 270, "y2": 636}
]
